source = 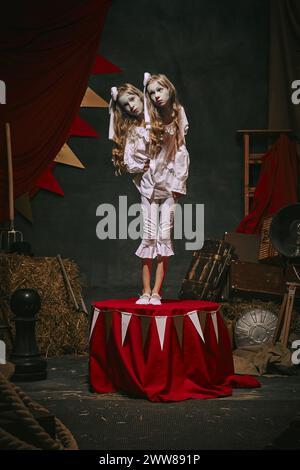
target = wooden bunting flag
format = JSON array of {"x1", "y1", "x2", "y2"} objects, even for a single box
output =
[
  {"x1": 121, "y1": 312, "x2": 132, "y2": 346},
  {"x1": 69, "y1": 116, "x2": 99, "y2": 137},
  {"x1": 55, "y1": 144, "x2": 85, "y2": 168},
  {"x1": 198, "y1": 311, "x2": 207, "y2": 334},
  {"x1": 15, "y1": 193, "x2": 33, "y2": 222},
  {"x1": 91, "y1": 55, "x2": 122, "y2": 75},
  {"x1": 140, "y1": 315, "x2": 152, "y2": 349},
  {"x1": 81, "y1": 87, "x2": 109, "y2": 108},
  {"x1": 36, "y1": 163, "x2": 64, "y2": 196},
  {"x1": 104, "y1": 310, "x2": 113, "y2": 343},
  {"x1": 173, "y1": 315, "x2": 184, "y2": 349}
]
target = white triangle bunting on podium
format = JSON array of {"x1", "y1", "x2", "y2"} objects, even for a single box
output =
[
  {"x1": 121, "y1": 312, "x2": 132, "y2": 346},
  {"x1": 187, "y1": 310, "x2": 205, "y2": 343},
  {"x1": 211, "y1": 312, "x2": 219, "y2": 343},
  {"x1": 89, "y1": 308, "x2": 100, "y2": 340},
  {"x1": 155, "y1": 316, "x2": 167, "y2": 350}
]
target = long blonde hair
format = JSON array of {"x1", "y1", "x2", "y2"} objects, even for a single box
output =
[
  {"x1": 145, "y1": 74, "x2": 181, "y2": 157},
  {"x1": 111, "y1": 83, "x2": 144, "y2": 175}
]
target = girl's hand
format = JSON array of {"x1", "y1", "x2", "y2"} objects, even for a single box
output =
[
  {"x1": 143, "y1": 159, "x2": 150, "y2": 172},
  {"x1": 172, "y1": 191, "x2": 182, "y2": 200}
]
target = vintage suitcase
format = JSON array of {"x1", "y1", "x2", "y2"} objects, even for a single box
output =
[
  {"x1": 178, "y1": 239, "x2": 235, "y2": 301},
  {"x1": 229, "y1": 260, "x2": 300, "y2": 299}
]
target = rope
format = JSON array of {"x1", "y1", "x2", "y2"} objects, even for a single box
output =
[{"x1": 0, "y1": 372, "x2": 78, "y2": 450}]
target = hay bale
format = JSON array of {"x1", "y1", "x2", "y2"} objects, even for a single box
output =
[
  {"x1": 0, "y1": 253, "x2": 88, "y2": 357},
  {"x1": 220, "y1": 298, "x2": 280, "y2": 321}
]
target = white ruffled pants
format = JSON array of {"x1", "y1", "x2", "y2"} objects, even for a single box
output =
[{"x1": 135, "y1": 195, "x2": 176, "y2": 259}]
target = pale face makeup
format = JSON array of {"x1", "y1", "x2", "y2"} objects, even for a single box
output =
[
  {"x1": 147, "y1": 80, "x2": 170, "y2": 108},
  {"x1": 118, "y1": 92, "x2": 143, "y2": 117}
]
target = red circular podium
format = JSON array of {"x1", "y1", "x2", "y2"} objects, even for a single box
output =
[{"x1": 89, "y1": 298, "x2": 259, "y2": 402}]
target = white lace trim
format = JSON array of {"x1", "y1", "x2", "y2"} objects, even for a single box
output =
[{"x1": 135, "y1": 240, "x2": 174, "y2": 258}]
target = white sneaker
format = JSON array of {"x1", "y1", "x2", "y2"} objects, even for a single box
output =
[
  {"x1": 149, "y1": 293, "x2": 162, "y2": 305},
  {"x1": 135, "y1": 293, "x2": 151, "y2": 304}
]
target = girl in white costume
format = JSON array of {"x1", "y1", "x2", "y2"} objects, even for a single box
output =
[{"x1": 121, "y1": 73, "x2": 190, "y2": 305}]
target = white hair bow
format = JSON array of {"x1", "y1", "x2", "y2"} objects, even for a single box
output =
[
  {"x1": 143, "y1": 72, "x2": 151, "y2": 130},
  {"x1": 111, "y1": 86, "x2": 118, "y2": 102},
  {"x1": 143, "y1": 72, "x2": 151, "y2": 87},
  {"x1": 108, "y1": 86, "x2": 119, "y2": 140}
]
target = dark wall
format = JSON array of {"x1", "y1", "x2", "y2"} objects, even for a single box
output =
[{"x1": 15, "y1": 0, "x2": 270, "y2": 303}]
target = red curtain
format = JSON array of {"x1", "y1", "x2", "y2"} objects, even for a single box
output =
[
  {"x1": 0, "y1": 1, "x2": 111, "y2": 223},
  {"x1": 236, "y1": 134, "x2": 298, "y2": 234}
]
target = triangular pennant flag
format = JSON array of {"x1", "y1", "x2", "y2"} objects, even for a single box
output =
[
  {"x1": 91, "y1": 55, "x2": 122, "y2": 75},
  {"x1": 141, "y1": 315, "x2": 152, "y2": 349},
  {"x1": 211, "y1": 312, "x2": 219, "y2": 343},
  {"x1": 89, "y1": 307, "x2": 100, "y2": 340},
  {"x1": 187, "y1": 310, "x2": 205, "y2": 343},
  {"x1": 104, "y1": 310, "x2": 113, "y2": 343},
  {"x1": 81, "y1": 87, "x2": 109, "y2": 108},
  {"x1": 15, "y1": 193, "x2": 33, "y2": 222},
  {"x1": 155, "y1": 316, "x2": 167, "y2": 351},
  {"x1": 69, "y1": 116, "x2": 99, "y2": 137},
  {"x1": 36, "y1": 163, "x2": 64, "y2": 196},
  {"x1": 173, "y1": 315, "x2": 184, "y2": 349},
  {"x1": 55, "y1": 144, "x2": 85, "y2": 168},
  {"x1": 198, "y1": 311, "x2": 207, "y2": 333},
  {"x1": 121, "y1": 312, "x2": 132, "y2": 346}
]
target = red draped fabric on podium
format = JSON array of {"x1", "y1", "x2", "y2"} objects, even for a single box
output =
[
  {"x1": 0, "y1": 1, "x2": 111, "y2": 222},
  {"x1": 89, "y1": 299, "x2": 260, "y2": 402}
]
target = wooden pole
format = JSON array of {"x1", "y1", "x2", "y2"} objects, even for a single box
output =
[
  {"x1": 243, "y1": 133, "x2": 249, "y2": 216},
  {"x1": 57, "y1": 255, "x2": 79, "y2": 311},
  {"x1": 5, "y1": 123, "x2": 14, "y2": 225}
]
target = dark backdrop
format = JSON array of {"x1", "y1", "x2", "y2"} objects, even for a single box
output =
[{"x1": 13, "y1": 0, "x2": 270, "y2": 303}]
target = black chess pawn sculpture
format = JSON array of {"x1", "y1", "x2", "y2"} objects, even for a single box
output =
[{"x1": 10, "y1": 288, "x2": 47, "y2": 381}]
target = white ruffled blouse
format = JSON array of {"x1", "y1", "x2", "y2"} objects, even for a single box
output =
[{"x1": 124, "y1": 106, "x2": 190, "y2": 200}]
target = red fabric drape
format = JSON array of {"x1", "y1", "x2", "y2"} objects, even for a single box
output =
[
  {"x1": 0, "y1": 1, "x2": 111, "y2": 223},
  {"x1": 236, "y1": 134, "x2": 298, "y2": 234}
]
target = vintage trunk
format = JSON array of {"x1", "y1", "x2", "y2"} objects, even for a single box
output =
[{"x1": 229, "y1": 260, "x2": 300, "y2": 299}]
